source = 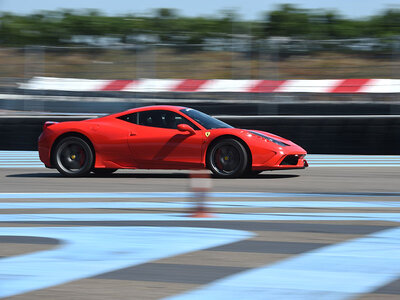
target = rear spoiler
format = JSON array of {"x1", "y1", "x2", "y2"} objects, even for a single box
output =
[{"x1": 43, "y1": 121, "x2": 58, "y2": 130}]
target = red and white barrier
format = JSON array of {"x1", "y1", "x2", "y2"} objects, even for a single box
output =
[{"x1": 20, "y1": 77, "x2": 400, "y2": 93}]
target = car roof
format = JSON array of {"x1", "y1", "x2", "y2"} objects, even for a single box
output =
[{"x1": 118, "y1": 105, "x2": 188, "y2": 116}]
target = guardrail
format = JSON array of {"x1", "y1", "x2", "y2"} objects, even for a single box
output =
[
  {"x1": 1, "y1": 115, "x2": 399, "y2": 154},
  {"x1": 1, "y1": 91, "x2": 400, "y2": 115}
]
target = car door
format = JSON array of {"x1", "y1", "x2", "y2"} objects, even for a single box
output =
[{"x1": 124, "y1": 110, "x2": 205, "y2": 168}]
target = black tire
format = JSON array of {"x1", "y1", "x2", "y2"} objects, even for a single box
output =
[
  {"x1": 54, "y1": 136, "x2": 94, "y2": 177},
  {"x1": 92, "y1": 168, "x2": 118, "y2": 175},
  {"x1": 207, "y1": 138, "x2": 248, "y2": 178}
]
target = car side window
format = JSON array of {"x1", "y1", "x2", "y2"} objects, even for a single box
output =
[
  {"x1": 138, "y1": 110, "x2": 164, "y2": 128},
  {"x1": 118, "y1": 110, "x2": 200, "y2": 130},
  {"x1": 161, "y1": 111, "x2": 200, "y2": 130},
  {"x1": 117, "y1": 113, "x2": 138, "y2": 124}
]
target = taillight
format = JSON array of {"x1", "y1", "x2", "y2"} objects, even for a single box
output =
[{"x1": 43, "y1": 121, "x2": 58, "y2": 130}]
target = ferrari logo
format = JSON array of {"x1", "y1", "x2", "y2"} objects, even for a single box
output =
[{"x1": 205, "y1": 132, "x2": 210, "y2": 137}]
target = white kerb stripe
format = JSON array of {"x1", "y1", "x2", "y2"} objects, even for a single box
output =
[
  {"x1": 359, "y1": 79, "x2": 400, "y2": 93},
  {"x1": 19, "y1": 77, "x2": 110, "y2": 91},
  {"x1": 275, "y1": 79, "x2": 342, "y2": 93},
  {"x1": 198, "y1": 80, "x2": 256, "y2": 93},
  {"x1": 124, "y1": 79, "x2": 182, "y2": 92}
]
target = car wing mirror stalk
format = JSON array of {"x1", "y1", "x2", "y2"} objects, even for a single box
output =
[{"x1": 177, "y1": 124, "x2": 196, "y2": 135}]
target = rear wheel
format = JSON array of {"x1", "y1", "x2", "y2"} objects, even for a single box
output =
[
  {"x1": 54, "y1": 136, "x2": 94, "y2": 177},
  {"x1": 207, "y1": 138, "x2": 248, "y2": 178}
]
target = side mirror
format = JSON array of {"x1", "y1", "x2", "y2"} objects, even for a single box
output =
[{"x1": 177, "y1": 123, "x2": 196, "y2": 135}]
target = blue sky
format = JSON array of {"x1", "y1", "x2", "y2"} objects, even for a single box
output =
[{"x1": 0, "y1": 0, "x2": 398, "y2": 19}]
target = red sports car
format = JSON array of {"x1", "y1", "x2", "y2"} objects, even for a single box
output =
[{"x1": 38, "y1": 105, "x2": 307, "y2": 177}]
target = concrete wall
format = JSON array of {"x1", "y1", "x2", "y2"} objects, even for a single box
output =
[
  {"x1": 219, "y1": 116, "x2": 400, "y2": 155},
  {"x1": 1, "y1": 115, "x2": 399, "y2": 154}
]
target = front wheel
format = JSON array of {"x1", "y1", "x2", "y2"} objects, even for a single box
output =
[
  {"x1": 207, "y1": 138, "x2": 248, "y2": 178},
  {"x1": 54, "y1": 136, "x2": 94, "y2": 177}
]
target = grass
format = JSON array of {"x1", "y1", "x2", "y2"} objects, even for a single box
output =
[{"x1": 0, "y1": 47, "x2": 398, "y2": 84}]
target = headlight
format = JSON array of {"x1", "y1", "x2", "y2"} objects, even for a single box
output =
[{"x1": 249, "y1": 131, "x2": 289, "y2": 147}]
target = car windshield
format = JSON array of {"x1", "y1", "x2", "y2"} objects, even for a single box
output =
[{"x1": 180, "y1": 108, "x2": 233, "y2": 129}]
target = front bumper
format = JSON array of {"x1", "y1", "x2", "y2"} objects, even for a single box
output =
[{"x1": 253, "y1": 153, "x2": 308, "y2": 171}]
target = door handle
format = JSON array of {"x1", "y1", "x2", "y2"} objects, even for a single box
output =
[{"x1": 130, "y1": 132, "x2": 136, "y2": 136}]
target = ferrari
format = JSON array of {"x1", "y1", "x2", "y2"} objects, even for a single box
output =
[{"x1": 38, "y1": 105, "x2": 308, "y2": 177}]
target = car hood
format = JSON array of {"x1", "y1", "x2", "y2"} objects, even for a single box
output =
[
  {"x1": 247, "y1": 129, "x2": 292, "y2": 144},
  {"x1": 211, "y1": 128, "x2": 306, "y2": 153}
]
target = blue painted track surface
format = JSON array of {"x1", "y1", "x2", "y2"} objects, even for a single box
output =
[
  {"x1": 1, "y1": 196, "x2": 399, "y2": 299},
  {"x1": 1, "y1": 151, "x2": 400, "y2": 168},
  {"x1": 0, "y1": 154, "x2": 399, "y2": 299},
  {"x1": 166, "y1": 227, "x2": 400, "y2": 300},
  {"x1": 0, "y1": 226, "x2": 252, "y2": 298}
]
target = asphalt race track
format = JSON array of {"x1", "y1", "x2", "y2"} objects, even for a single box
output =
[{"x1": 1, "y1": 152, "x2": 400, "y2": 299}]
